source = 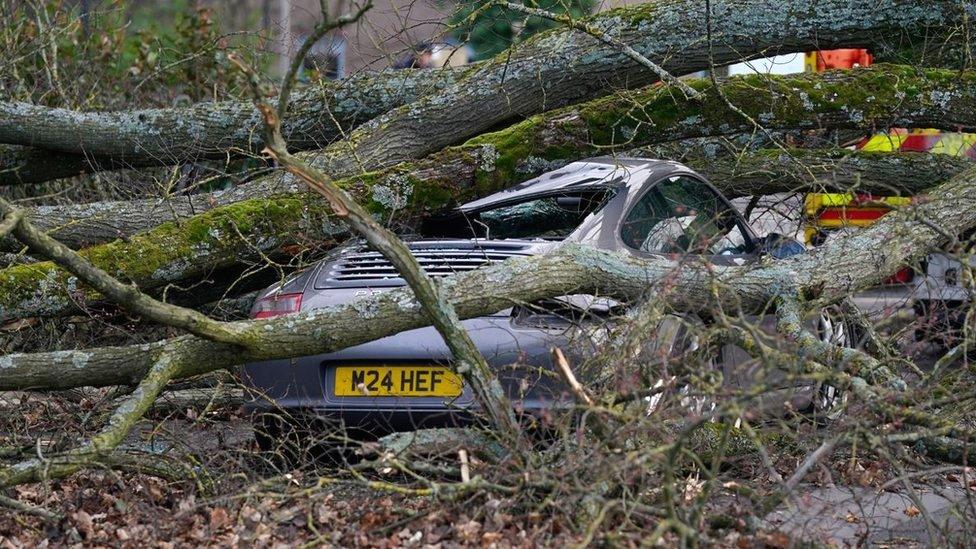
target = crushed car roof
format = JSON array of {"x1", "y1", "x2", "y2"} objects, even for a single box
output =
[{"x1": 458, "y1": 157, "x2": 685, "y2": 212}]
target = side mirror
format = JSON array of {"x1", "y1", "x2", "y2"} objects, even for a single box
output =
[{"x1": 758, "y1": 233, "x2": 806, "y2": 259}]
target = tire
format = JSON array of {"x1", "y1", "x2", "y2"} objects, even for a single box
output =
[
  {"x1": 643, "y1": 314, "x2": 721, "y2": 417},
  {"x1": 810, "y1": 306, "x2": 857, "y2": 419},
  {"x1": 643, "y1": 311, "x2": 856, "y2": 422}
]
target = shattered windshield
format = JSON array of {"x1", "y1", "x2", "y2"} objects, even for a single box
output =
[{"x1": 422, "y1": 188, "x2": 617, "y2": 240}]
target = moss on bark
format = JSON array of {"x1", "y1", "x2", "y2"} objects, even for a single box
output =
[
  {"x1": 0, "y1": 68, "x2": 464, "y2": 185},
  {"x1": 4, "y1": 65, "x2": 976, "y2": 320},
  {"x1": 467, "y1": 64, "x2": 976, "y2": 182},
  {"x1": 0, "y1": 198, "x2": 312, "y2": 320}
]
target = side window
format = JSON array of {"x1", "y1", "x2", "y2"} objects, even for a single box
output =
[{"x1": 621, "y1": 175, "x2": 750, "y2": 255}]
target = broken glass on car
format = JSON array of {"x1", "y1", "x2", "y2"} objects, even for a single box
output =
[
  {"x1": 621, "y1": 175, "x2": 751, "y2": 255},
  {"x1": 421, "y1": 188, "x2": 617, "y2": 240}
]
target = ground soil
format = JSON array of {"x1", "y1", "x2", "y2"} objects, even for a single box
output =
[{"x1": 2, "y1": 304, "x2": 976, "y2": 546}]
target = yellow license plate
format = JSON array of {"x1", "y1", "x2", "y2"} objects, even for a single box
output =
[{"x1": 334, "y1": 365, "x2": 463, "y2": 397}]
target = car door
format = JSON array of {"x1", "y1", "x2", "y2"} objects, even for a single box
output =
[{"x1": 615, "y1": 173, "x2": 812, "y2": 408}]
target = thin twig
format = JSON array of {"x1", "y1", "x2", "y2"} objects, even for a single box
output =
[
  {"x1": 0, "y1": 196, "x2": 245, "y2": 346},
  {"x1": 0, "y1": 208, "x2": 21, "y2": 237},
  {"x1": 0, "y1": 348, "x2": 187, "y2": 487},
  {"x1": 0, "y1": 491, "x2": 61, "y2": 522},
  {"x1": 785, "y1": 434, "x2": 844, "y2": 491},
  {"x1": 551, "y1": 346, "x2": 595, "y2": 407},
  {"x1": 458, "y1": 449, "x2": 471, "y2": 483}
]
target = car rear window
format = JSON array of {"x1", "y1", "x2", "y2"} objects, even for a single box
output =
[{"x1": 421, "y1": 188, "x2": 616, "y2": 240}]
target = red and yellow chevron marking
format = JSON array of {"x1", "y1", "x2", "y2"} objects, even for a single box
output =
[
  {"x1": 796, "y1": 50, "x2": 976, "y2": 244},
  {"x1": 858, "y1": 129, "x2": 976, "y2": 158},
  {"x1": 804, "y1": 128, "x2": 976, "y2": 244},
  {"x1": 804, "y1": 49, "x2": 873, "y2": 72}
]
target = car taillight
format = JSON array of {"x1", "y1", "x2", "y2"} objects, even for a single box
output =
[{"x1": 252, "y1": 293, "x2": 302, "y2": 319}]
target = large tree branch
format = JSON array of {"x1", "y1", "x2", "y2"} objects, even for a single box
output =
[
  {"x1": 0, "y1": 145, "x2": 161, "y2": 186},
  {"x1": 238, "y1": 35, "x2": 522, "y2": 438},
  {"x1": 6, "y1": 63, "x2": 974, "y2": 256},
  {"x1": 0, "y1": 345, "x2": 187, "y2": 487},
  {"x1": 773, "y1": 296, "x2": 901, "y2": 388},
  {"x1": 4, "y1": 159, "x2": 976, "y2": 392},
  {"x1": 454, "y1": 64, "x2": 976, "y2": 191},
  {"x1": 297, "y1": 1, "x2": 969, "y2": 178},
  {"x1": 1, "y1": 178, "x2": 295, "y2": 251},
  {"x1": 0, "y1": 68, "x2": 462, "y2": 185},
  {"x1": 0, "y1": 66, "x2": 973, "y2": 321},
  {"x1": 0, "y1": 193, "x2": 330, "y2": 321},
  {"x1": 1, "y1": 0, "x2": 964, "y2": 185},
  {"x1": 12, "y1": 145, "x2": 970, "y2": 254},
  {"x1": 682, "y1": 148, "x2": 973, "y2": 198},
  {"x1": 0, "y1": 197, "x2": 246, "y2": 344}
]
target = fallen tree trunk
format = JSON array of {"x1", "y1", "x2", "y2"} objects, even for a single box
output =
[
  {"x1": 450, "y1": 64, "x2": 976, "y2": 192},
  {"x1": 11, "y1": 64, "x2": 974, "y2": 253},
  {"x1": 1, "y1": 0, "x2": 963, "y2": 184},
  {"x1": 0, "y1": 68, "x2": 462, "y2": 185},
  {"x1": 5, "y1": 61, "x2": 976, "y2": 250},
  {"x1": 4, "y1": 153, "x2": 975, "y2": 490},
  {"x1": 5, "y1": 178, "x2": 297, "y2": 251},
  {"x1": 1, "y1": 66, "x2": 974, "y2": 320},
  {"x1": 0, "y1": 195, "x2": 325, "y2": 321},
  {"x1": 12, "y1": 146, "x2": 970, "y2": 253},
  {"x1": 291, "y1": 1, "x2": 970, "y2": 178},
  {"x1": 684, "y1": 148, "x2": 973, "y2": 197},
  {"x1": 0, "y1": 146, "x2": 152, "y2": 187},
  {"x1": 3, "y1": 159, "x2": 975, "y2": 391}
]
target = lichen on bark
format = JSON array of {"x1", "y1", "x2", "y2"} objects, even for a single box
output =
[{"x1": 3, "y1": 65, "x2": 975, "y2": 321}]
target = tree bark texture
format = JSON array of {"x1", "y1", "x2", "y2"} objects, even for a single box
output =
[
  {"x1": 0, "y1": 68, "x2": 461, "y2": 185},
  {"x1": 13, "y1": 64, "x2": 974, "y2": 252},
  {"x1": 0, "y1": 0, "x2": 964, "y2": 184},
  {"x1": 0, "y1": 66, "x2": 972, "y2": 322},
  {"x1": 291, "y1": 0, "x2": 970, "y2": 179},
  {"x1": 14, "y1": 144, "x2": 970, "y2": 255},
  {"x1": 3, "y1": 158, "x2": 976, "y2": 392}
]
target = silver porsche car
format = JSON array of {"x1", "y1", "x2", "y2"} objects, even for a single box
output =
[{"x1": 241, "y1": 157, "x2": 831, "y2": 447}]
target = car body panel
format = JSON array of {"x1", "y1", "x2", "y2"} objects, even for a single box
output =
[
  {"x1": 242, "y1": 316, "x2": 577, "y2": 411},
  {"x1": 914, "y1": 252, "x2": 976, "y2": 304},
  {"x1": 458, "y1": 159, "x2": 633, "y2": 212},
  {"x1": 241, "y1": 157, "x2": 785, "y2": 436}
]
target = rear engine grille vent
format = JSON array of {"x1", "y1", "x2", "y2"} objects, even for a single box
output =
[{"x1": 324, "y1": 244, "x2": 532, "y2": 283}]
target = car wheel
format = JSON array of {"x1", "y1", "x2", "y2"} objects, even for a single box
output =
[
  {"x1": 643, "y1": 315, "x2": 721, "y2": 418},
  {"x1": 811, "y1": 307, "x2": 856, "y2": 419}
]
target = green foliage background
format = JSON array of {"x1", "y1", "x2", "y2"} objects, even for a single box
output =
[{"x1": 0, "y1": 0, "x2": 256, "y2": 108}]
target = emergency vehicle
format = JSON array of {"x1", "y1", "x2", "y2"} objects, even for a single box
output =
[{"x1": 801, "y1": 50, "x2": 975, "y2": 343}]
